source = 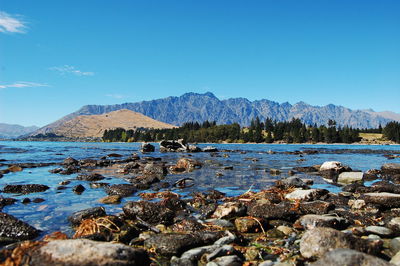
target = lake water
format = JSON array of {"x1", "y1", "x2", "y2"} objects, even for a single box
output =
[{"x1": 1, "y1": 141, "x2": 400, "y2": 236}]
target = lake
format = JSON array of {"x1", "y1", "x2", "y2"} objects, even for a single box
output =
[{"x1": 1, "y1": 141, "x2": 400, "y2": 236}]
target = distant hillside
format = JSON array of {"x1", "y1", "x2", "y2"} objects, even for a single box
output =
[
  {"x1": 32, "y1": 109, "x2": 175, "y2": 138},
  {"x1": 34, "y1": 92, "x2": 400, "y2": 133},
  {"x1": 0, "y1": 123, "x2": 39, "y2": 139}
]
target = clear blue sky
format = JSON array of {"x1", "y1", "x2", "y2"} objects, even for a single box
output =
[{"x1": 1, "y1": 0, "x2": 399, "y2": 126}]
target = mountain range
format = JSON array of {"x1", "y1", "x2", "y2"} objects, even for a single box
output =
[
  {"x1": 31, "y1": 92, "x2": 400, "y2": 136},
  {"x1": 0, "y1": 123, "x2": 39, "y2": 139}
]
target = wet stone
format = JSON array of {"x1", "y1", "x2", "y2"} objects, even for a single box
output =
[
  {"x1": 3, "y1": 184, "x2": 49, "y2": 194},
  {"x1": 77, "y1": 173, "x2": 105, "y2": 181},
  {"x1": 68, "y1": 207, "x2": 106, "y2": 226},
  {"x1": 105, "y1": 184, "x2": 137, "y2": 197},
  {"x1": 32, "y1": 198, "x2": 45, "y2": 203},
  {"x1": 98, "y1": 195, "x2": 121, "y2": 204},
  {"x1": 0, "y1": 212, "x2": 40, "y2": 241},
  {"x1": 62, "y1": 157, "x2": 79, "y2": 166},
  {"x1": 144, "y1": 233, "x2": 203, "y2": 257},
  {"x1": 364, "y1": 226, "x2": 392, "y2": 237},
  {"x1": 73, "y1": 184, "x2": 85, "y2": 193},
  {"x1": 277, "y1": 176, "x2": 309, "y2": 189},
  {"x1": 337, "y1": 172, "x2": 364, "y2": 185},
  {"x1": 141, "y1": 143, "x2": 155, "y2": 152}
]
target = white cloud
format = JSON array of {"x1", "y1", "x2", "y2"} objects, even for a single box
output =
[
  {"x1": 0, "y1": 11, "x2": 27, "y2": 33},
  {"x1": 106, "y1": 94, "x2": 127, "y2": 99},
  {"x1": 0, "y1": 81, "x2": 48, "y2": 89},
  {"x1": 49, "y1": 65, "x2": 94, "y2": 76}
]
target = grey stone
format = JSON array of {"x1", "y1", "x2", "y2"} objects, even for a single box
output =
[
  {"x1": 365, "y1": 226, "x2": 392, "y2": 237},
  {"x1": 312, "y1": 248, "x2": 392, "y2": 266},
  {"x1": 338, "y1": 172, "x2": 364, "y2": 185},
  {"x1": 0, "y1": 212, "x2": 40, "y2": 241},
  {"x1": 295, "y1": 214, "x2": 348, "y2": 230},
  {"x1": 207, "y1": 255, "x2": 242, "y2": 266}
]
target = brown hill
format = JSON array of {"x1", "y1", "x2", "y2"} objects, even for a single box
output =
[{"x1": 48, "y1": 109, "x2": 175, "y2": 138}]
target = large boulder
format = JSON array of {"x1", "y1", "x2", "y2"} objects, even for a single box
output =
[
  {"x1": 312, "y1": 248, "x2": 392, "y2": 266},
  {"x1": 300, "y1": 227, "x2": 381, "y2": 259},
  {"x1": 29, "y1": 239, "x2": 149, "y2": 266},
  {"x1": 338, "y1": 172, "x2": 364, "y2": 185},
  {"x1": 0, "y1": 213, "x2": 40, "y2": 241},
  {"x1": 160, "y1": 140, "x2": 188, "y2": 152}
]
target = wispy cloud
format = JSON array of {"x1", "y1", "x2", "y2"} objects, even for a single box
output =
[
  {"x1": 105, "y1": 94, "x2": 128, "y2": 99},
  {"x1": 49, "y1": 65, "x2": 94, "y2": 76},
  {"x1": 0, "y1": 81, "x2": 48, "y2": 89},
  {"x1": 0, "y1": 11, "x2": 27, "y2": 33}
]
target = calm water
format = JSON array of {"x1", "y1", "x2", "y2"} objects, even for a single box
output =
[{"x1": 1, "y1": 141, "x2": 400, "y2": 236}]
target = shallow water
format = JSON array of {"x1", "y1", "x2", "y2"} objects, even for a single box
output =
[{"x1": 0, "y1": 141, "x2": 400, "y2": 236}]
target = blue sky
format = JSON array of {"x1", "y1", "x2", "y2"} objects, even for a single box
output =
[{"x1": 0, "y1": 0, "x2": 399, "y2": 126}]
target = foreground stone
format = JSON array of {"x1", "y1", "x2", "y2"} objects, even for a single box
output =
[
  {"x1": 3, "y1": 184, "x2": 49, "y2": 194},
  {"x1": 29, "y1": 239, "x2": 149, "y2": 266},
  {"x1": 300, "y1": 227, "x2": 381, "y2": 258},
  {"x1": 0, "y1": 212, "x2": 40, "y2": 241},
  {"x1": 312, "y1": 248, "x2": 392, "y2": 266},
  {"x1": 362, "y1": 192, "x2": 400, "y2": 208}
]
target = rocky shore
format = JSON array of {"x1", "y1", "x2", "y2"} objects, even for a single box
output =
[{"x1": 1, "y1": 141, "x2": 400, "y2": 265}]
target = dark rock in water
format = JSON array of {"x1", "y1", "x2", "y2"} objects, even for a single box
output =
[
  {"x1": 170, "y1": 158, "x2": 202, "y2": 172},
  {"x1": 22, "y1": 198, "x2": 31, "y2": 204},
  {"x1": 68, "y1": 207, "x2": 106, "y2": 226},
  {"x1": 0, "y1": 196, "x2": 17, "y2": 210},
  {"x1": 160, "y1": 139, "x2": 188, "y2": 152},
  {"x1": 133, "y1": 175, "x2": 160, "y2": 189},
  {"x1": 188, "y1": 145, "x2": 201, "y2": 152},
  {"x1": 60, "y1": 165, "x2": 80, "y2": 175},
  {"x1": 364, "y1": 169, "x2": 381, "y2": 180},
  {"x1": 73, "y1": 184, "x2": 85, "y2": 193},
  {"x1": 62, "y1": 157, "x2": 79, "y2": 166},
  {"x1": 295, "y1": 165, "x2": 320, "y2": 173},
  {"x1": 29, "y1": 239, "x2": 150, "y2": 266},
  {"x1": 144, "y1": 233, "x2": 203, "y2": 256},
  {"x1": 123, "y1": 201, "x2": 175, "y2": 225},
  {"x1": 49, "y1": 168, "x2": 63, "y2": 174},
  {"x1": 33, "y1": 198, "x2": 45, "y2": 203},
  {"x1": 311, "y1": 248, "x2": 391, "y2": 266},
  {"x1": 77, "y1": 173, "x2": 105, "y2": 181},
  {"x1": 0, "y1": 212, "x2": 40, "y2": 241},
  {"x1": 203, "y1": 146, "x2": 218, "y2": 152},
  {"x1": 300, "y1": 227, "x2": 382, "y2": 259},
  {"x1": 0, "y1": 174, "x2": 3, "y2": 178},
  {"x1": 105, "y1": 184, "x2": 137, "y2": 197},
  {"x1": 3, "y1": 184, "x2": 49, "y2": 194},
  {"x1": 79, "y1": 158, "x2": 98, "y2": 167},
  {"x1": 143, "y1": 162, "x2": 167, "y2": 177},
  {"x1": 107, "y1": 153, "x2": 123, "y2": 158},
  {"x1": 141, "y1": 143, "x2": 155, "y2": 153},
  {"x1": 382, "y1": 163, "x2": 400, "y2": 175},
  {"x1": 276, "y1": 176, "x2": 309, "y2": 189}
]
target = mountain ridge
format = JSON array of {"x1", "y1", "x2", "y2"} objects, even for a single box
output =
[
  {"x1": 0, "y1": 123, "x2": 39, "y2": 139},
  {"x1": 32, "y1": 92, "x2": 400, "y2": 135}
]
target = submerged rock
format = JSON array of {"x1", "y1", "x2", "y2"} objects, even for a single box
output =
[
  {"x1": 0, "y1": 212, "x2": 40, "y2": 241},
  {"x1": 3, "y1": 184, "x2": 49, "y2": 194},
  {"x1": 29, "y1": 239, "x2": 149, "y2": 266},
  {"x1": 68, "y1": 207, "x2": 106, "y2": 226},
  {"x1": 141, "y1": 143, "x2": 155, "y2": 153},
  {"x1": 77, "y1": 173, "x2": 105, "y2": 181},
  {"x1": 62, "y1": 157, "x2": 79, "y2": 166}
]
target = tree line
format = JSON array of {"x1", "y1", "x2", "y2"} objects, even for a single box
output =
[{"x1": 102, "y1": 117, "x2": 399, "y2": 144}]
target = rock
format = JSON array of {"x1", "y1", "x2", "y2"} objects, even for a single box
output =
[
  {"x1": 68, "y1": 207, "x2": 106, "y2": 226},
  {"x1": 269, "y1": 168, "x2": 281, "y2": 175},
  {"x1": 0, "y1": 212, "x2": 40, "y2": 241},
  {"x1": 248, "y1": 202, "x2": 299, "y2": 221},
  {"x1": 98, "y1": 195, "x2": 121, "y2": 204},
  {"x1": 285, "y1": 189, "x2": 327, "y2": 201},
  {"x1": 300, "y1": 227, "x2": 381, "y2": 258},
  {"x1": 320, "y1": 161, "x2": 344, "y2": 171},
  {"x1": 203, "y1": 146, "x2": 218, "y2": 152},
  {"x1": 72, "y1": 184, "x2": 85, "y2": 193},
  {"x1": 172, "y1": 219, "x2": 205, "y2": 232},
  {"x1": 33, "y1": 198, "x2": 45, "y2": 203},
  {"x1": 362, "y1": 192, "x2": 400, "y2": 208},
  {"x1": 143, "y1": 162, "x2": 167, "y2": 177},
  {"x1": 141, "y1": 143, "x2": 155, "y2": 152},
  {"x1": 171, "y1": 245, "x2": 218, "y2": 266},
  {"x1": 277, "y1": 176, "x2": 308, "y2": 188},
  {"x1": 170, "y1": 158, "x2": 202, "y2": 172},
  {"x1": 144, "y1": 233, "x2": 203, "y2": 256},
  {"x1": 206, "y1": 245, "x2": 242, "y2": 262},
  {"x1": 3, "y1": 184, "x2": 49, "y2": 194},
  {"x1": 391, "y1": 250, "x2": 400, "y2": 265},
  {"x1": 105, "y1": 184, "x2": 137, "y2": 197},
  {"x1": 8, "y1": 165, "x2": 23, "y2": 172},
  {"x1": 312, "y1": 248, "x2": 392, "y2": 266},
  {"x1": 338, "y1": 172, "x2": 364, "y2": 185},
  {"x1": 160, "y1": 139, "x2": 188, "y2": 152},
  {"x1": 188, "y1": 145, "x2": 202, "y2": 152},
  {"x1": 205, "y1": 219, "x2": 234, "y2": 228},
  {"x1": 390, "y1": 237, "x2": 400, "y2": 254},
  {"x1": 277, "y1": 225, "x2": 294, "y2": 236},
  {"x1": 107, "y1": 153, "x2": 123, "y2": 158},
  {"x1": 365, "y1": 169, "x2": 381, "y2": 180},
  {"x1": 62, "y1": 157, "x2": 79, "y2": 166},
  {"x1": 123, "y1": 201, "x2": 174, "y2": 225},
  {"x1": 214, "y1": 231, "x2": 236, "y2": 245},
  {"x1": 77, "y1": 173, "x2": 105, "y2": 181},
  {"x1": 300, "y1": 201, "x2": 334, "y2": 214},
  {"x1": 234, "y1": 217, "x2": 261, "y2": 233},
  {"x1": 389, "y1": 217, "x2": 400, "y2": 232},
  {"x1": 29, "y1": 239, "x2": 149, "y2": 266},
  {"x1": 382, "y1": 163, "x2": 400, "y2": 175},
  {"x1": 364, "y1": 226, "x2": 392, "y2": 237},
  {"x1": 207, "y1": 255, "x2": 242, "y2": 266},
  {"x1": 294, "y1": 214, "x2": 349, "y2": 230},
  {"x1": 212, "y1": 202, "x2": 246, "y2": 219},
  {"x1": 348, "y1": 199, "x2": 366, "y2": 209}
]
